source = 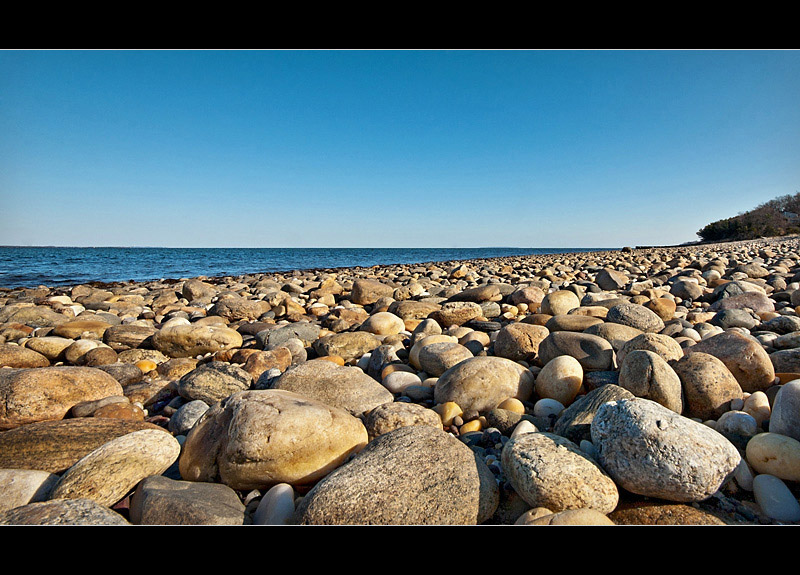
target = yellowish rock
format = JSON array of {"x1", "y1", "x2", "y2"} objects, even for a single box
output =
[
  {"x1": 315, "y1": 355, "x2": 345, "y2": 366},
  {"x1": 135, "y1": 359, "x2": 158, "y2": 373},
  {"x1": 459, "y1": 419, "x2": 482, "y2": 434},
  {"x1": 535, "y1": 355, "x2": 583, "y2": 406},
  {"x1": 496, "y1": 397, "x2": 526, "y2": 414},
  {"x1": 743, "y1": 391, "x2": 771, "y2": 427},
  {"x1": 433, "y1": 401, "x2": 463, "y2": 427},
  {"x1": 746, "y1": 432, "x2": 800, "y2": 482}
]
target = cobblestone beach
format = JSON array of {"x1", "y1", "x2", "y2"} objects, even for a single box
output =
[{"x1": 2, "y1": 236, "x2": 800, "y2": 525}]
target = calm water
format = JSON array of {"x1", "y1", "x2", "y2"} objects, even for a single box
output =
[{"x1": 0, "y1": 246, "x2": 614, "y2": 289}]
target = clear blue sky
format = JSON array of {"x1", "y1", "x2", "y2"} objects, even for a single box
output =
[{"x1": 2, "y1": 49, "x2": 799, "y2": 248}]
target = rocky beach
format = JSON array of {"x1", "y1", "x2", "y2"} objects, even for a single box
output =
[{"x1": 2, "y1": 236, "x2": 800, "y2": 526}]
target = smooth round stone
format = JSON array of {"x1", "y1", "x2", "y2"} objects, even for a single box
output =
[
  {"x1": 22, "y1": 336, "x2": 74, "y2": 361},
  {"x1": 752, "y1": 474, "x2": 800, "y2": 522},
  {"x1": 253, "y1": 483, "x2": 295, "y2": 525},
  {"x1": 292, "y1": 426, "x2": 499, "y2": 525},
  {"x1": 382, "y1": 370, "x2": 423, "y2": 394},
  {"x1": 433, "y1": 401, "x2": 463, "y2": 427},
  {"x1": 168, "y1": 399, "x2": 210, "y2": 436},
  {"x1": 715, "y1": 410, "x2": 760, "y2": 446},
  {"x1": 433, "y1": 356, "x2": 534, "y2": 416},
  {"x1": 537, "y1": 331, "x2": 614, "y2": 372},
  {"x1": 583, "y1": 322, "x2": 644, "y2": 352},
  {"x1": 0, "y1": 344, "x2": 50, "y2": 368},
  {"x1": 359, "y1": 312, "x2": 405, "y2": 335},
  {"x1": 496, "y1": 397, "x2": 526, "y2": 414},
  {"x1": 0, "y1": 366, "x2": 125, "y2": 431},
  {"x1": 272, "y1": 359, "x2": 394, "y2": 418},
  {"x1": 769, "y1": 380, "x2": 800, "y2": 441},
  {"x1": 535, "y1": 355, "x2": 583, "y2": 407},
  {"x1": 180, "y1": 389, "x2": 369, "y2": 491},
  {"x1": 152, "y1": 323, "x2": 244, "y2": 358},
  {"x1": 417, "y1": 341, "x2": 474, "y2": 377},
  {"x1": 533, "y1": 398, "x2": 565, "y2": 418},
  {"x1": 540, "y1": 290, "x2": 580, "y2": 316},
  {"x1": 733, "y1": 458, "x2": 755, "y2": 491},
  {"x1": 743, "y1": 391, "x2": 771, "y2": 426},
  {"x1": 129, "y1": 475, "x2": 246, "y2": 525},
  {"x1": 746, "y1": 432, "x2": 800, "y2": 482},
  {"x1": 64, "y1": 339, "x2": 108, "y2": 364},
  {"x1": 409, "y1": 334, "x2": 458, "y2": 370}
]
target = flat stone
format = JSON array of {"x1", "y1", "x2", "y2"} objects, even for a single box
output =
[
  {"x1": 49, "y1": 429, "x2": 181, "y2": 507},
  {"x1": 0, "y1": 343, "x2": 49, "y2": 368},
  {"x1": 0, "y1": 418, "x2": 169, "y2": 473},
  {"x1": 537, "y1": 331, "x2": 614, "y2": 372},
  {"x1": 0, "y1": 498, "x2": 130, "y2": 525},
  {"x1": 553, "y1": 384, "x2": 635, "y2": 445},
  {"x1": 151, "y1": 323, "x2": 243, "y2": 358},
  {"x1": 272, "y1": 359, "x2": 394, "y2": 417},
  {"x1": 129, "y1": 475, "x2": 246, "y2": 525}
]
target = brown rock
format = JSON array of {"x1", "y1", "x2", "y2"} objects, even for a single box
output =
[
  {"x1": 0, "y1": 366, "x2": 125, "y2": 430},
  {"x1": 0, "y1": 418, "x2": 168, "y2": 474}
]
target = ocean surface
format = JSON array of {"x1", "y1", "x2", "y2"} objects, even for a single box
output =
[{"x1": 0, "y1": 246, "x2": 615, "y2": 289}]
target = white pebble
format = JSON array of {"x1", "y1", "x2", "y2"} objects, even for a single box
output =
[
  {"x1": 511, "y1": 420, "x2": 538, "y2": 439},
  {"x1": 533, "y1": 398, "x2": 565, "y2": 418},
  {"x1": 253, "y1": 483, "x2": 295, "y2": 525}
]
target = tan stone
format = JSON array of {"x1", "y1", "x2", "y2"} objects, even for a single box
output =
[{"x1": 179, "y1": 389, "x2": 369, "y2": 490}]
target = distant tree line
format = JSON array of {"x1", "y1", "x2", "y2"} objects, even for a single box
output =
[{"x1": 697, "y1": 192, "x2": 800, "y2": 242}]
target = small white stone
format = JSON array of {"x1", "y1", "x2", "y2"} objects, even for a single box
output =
[
  {"x1": 753, "y1": 474, "x2": 800, "y2": 522},
  {"x1": 252, "y1": 483, "x2": 295, "y2": 525},
  {"x1": 511, "y1": 420, "x2": 538, "y2": 439},
  {"x1": 533, "y1": 398, "x2": 565, "y2": 418}
]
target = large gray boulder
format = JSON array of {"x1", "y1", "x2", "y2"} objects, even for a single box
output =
[{"x1": 590, "y1": 398, "x2": 741, "y2": 502}]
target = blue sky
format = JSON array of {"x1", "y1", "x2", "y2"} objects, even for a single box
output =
[{"x1": 2, "y1": 49, "x2": 799, "y2": 248}]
